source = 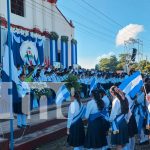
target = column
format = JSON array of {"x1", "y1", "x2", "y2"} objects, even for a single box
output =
[
  {"x1": 71, "y1": 40, "x2": 77, "y2": 66},
  {"x1": 61, "y1": 40, "x2": 68, "y2": 68},
  {"x1": 50, "y1": 39, "x2": 58, "y2": 65}
]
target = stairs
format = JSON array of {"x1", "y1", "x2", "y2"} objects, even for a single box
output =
[{"x1": 0, "y1": 99, "x2": 89, "y2": 150}]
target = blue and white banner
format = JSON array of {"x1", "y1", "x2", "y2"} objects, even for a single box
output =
[
  {"x1": 6, "y1": 31, "x2": 44, "y2": 66},
  {"x1": 119, "y1": 71, "x2": 143, "y2": 98},
  {"x1": 55, "y1": 85, "x2": 70, "y2": 106}
]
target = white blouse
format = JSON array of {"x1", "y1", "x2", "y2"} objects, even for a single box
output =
[
  {"x1": 85, "y1": 99, "x2": 99, "y2": 119},
  {"x1": 109, "y1": 98, "x2": 121, "y2": 122},
  {"x1": 67, "y1": 99, "x2": 81, "y2": 128}
]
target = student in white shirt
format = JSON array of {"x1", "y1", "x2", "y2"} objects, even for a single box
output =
[
  {"x1": 84, "y1": 90, "x2": 109, "y2": 150},
  {"x1": 109, "y1": 86, "x2": 129, "y2": 150},
  {"x1": 67, "y1": 91, "x2": 85, "y2": 150},
  {"x1": 16, "y1": 73, "x2": 30, "y2": 128}
]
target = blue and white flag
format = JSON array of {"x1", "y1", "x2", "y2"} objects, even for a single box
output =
[
  {"x1": 2, "y1": 45, "x2": 19, "y2": 83},
  {"x1": 55, "y1": 85, "x2": 70, "y2": 106},
  {"x1": 119, "y1": 71, "x2": 143, "y2": 98},
  {"x1": 89, "y1": 77, "x2": 97, "y2": 95}
]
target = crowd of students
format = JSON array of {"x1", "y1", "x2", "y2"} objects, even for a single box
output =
[
  {"x1": 67, "y1": 76, "x2": 150, "y2": 150},
  {"x1": 1, "y1": 63, "x2": 150, "y2": 150}
]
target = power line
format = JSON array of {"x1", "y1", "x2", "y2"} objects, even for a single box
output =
[
  {"x1": 80, "y1": 0, "x2": 150, "y2": 46},
  {"x1": 16, "y1": 0, "x2": 116, "y2": 43},
  {"x1": 58, "y1": 3, "x2": 117, "y2": 35}
]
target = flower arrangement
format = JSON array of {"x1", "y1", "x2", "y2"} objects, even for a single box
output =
[{"x1": 29, "y1": 82, "x2": 52, "y2": 98}]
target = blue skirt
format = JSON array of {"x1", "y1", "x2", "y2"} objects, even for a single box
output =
[
  {"x1": 67, "y1": 118, "x2": 85, "y2": 147},
  {"x1": 84, "y1": 117, "x2": 108, "y2": 149},
  {"x1": 128, "y1": 114, "x2": 138, "y2": 137},
  {"x1": 111, "y1": 119, "x2": 129, "y2": 146}
]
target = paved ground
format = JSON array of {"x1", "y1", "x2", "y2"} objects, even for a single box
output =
[
  {"x1": 36, "y1": 136, "x2": 150, "y2": 150},
  {"x1": 35, "y1": 136, "x2": 72, "y2": 150}
]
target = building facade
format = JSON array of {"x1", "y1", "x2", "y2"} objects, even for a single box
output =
[{"x1": 0, "y1": 0, "x2": 78, "y2": 68}]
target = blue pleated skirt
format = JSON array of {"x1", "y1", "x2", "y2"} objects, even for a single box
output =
[
  {"x1": 84, "y1": 117, "x2": 108, "y2": 149},
  {"x1": 67, "y1": 118, "x2": 85, "y2": 147},
  {"x1": 111, "y1": 119, "x2": 129, "y2": 146}
]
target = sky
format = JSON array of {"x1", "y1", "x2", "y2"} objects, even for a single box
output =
[{"x1": 57, "y1": 0, "x2": 150, "y2": 69}]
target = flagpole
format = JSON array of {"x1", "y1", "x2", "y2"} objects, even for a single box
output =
[{"x1": 7, "y1": 0, "x2": 14, "y2": 150}]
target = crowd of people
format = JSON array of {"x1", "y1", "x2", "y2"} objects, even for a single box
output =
[
  {"x1": 66, "y1": 73, "x2": 150, "y2": 150},
  {"x1": 1, "y1": 63, "x2": 150, "y2": 150}
]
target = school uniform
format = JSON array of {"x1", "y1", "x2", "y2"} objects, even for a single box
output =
[
  {"x1": 16, "y1": 80, "x2": 30, "y2": 127},
  {"x1": 67, "y1": 100, "x2": 85, "y2": 148},
  {"x1": 109, "y1": 98, "x2": 129, "y2": 146},
  {"x1": 84, "y1": 99, "x2": 108, "y2": 149},
  {"x1": 102, "y1": 95, "x2": 110, "y2": 110}
]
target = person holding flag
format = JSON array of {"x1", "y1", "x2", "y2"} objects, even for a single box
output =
[
  {"x1": 109, "y1": 86, "x2": 129, "y2": 150},
  {"x1": 67, "y1": 91, "x2": 85, "y2": 150}
]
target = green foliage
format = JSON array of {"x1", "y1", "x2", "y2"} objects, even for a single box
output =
[
  {"x1": 61, "y1": 36, "x2": 69, "y2": 42},
  {"x1": 99, "y1": 55, "x2": 118, "y2": 71},
  {"x1": 50, "y1": 32, "x2": 59, "y2": 40},
  {"x1": 98, "y1": 53, "x2": 150, "y2": 74},
  {"x1": 71, "y1": 39, "x2": 77, "y2": 44},
  {"x1": 65, "y1": 74, "x2": 81, "y2": 91},
  {"x1": 95, "y1": 64, "x2": 100, "y2": 70}
]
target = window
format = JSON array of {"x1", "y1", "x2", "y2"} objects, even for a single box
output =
[{"x1": 11, "y1": 0, "x2": 24, "y2": 17}]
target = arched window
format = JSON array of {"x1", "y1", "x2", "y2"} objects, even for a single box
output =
[{"x1": 11, "y1": 0, "x2": 24, "y2": 17}]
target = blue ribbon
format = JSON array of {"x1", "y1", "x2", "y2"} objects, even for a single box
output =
[
  {"x1": 88, "y1": 109, "x2": 109, "y2": 122},
  {"x1": 71, "y1": 105, "x2": 86, "y2": 125},
  {"x1": 111, "y1": 114, "x2": 125, "y2": 134}
]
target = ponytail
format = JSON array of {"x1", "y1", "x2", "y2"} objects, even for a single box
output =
[
  {"x1": 110, "y1": 86, "x2": 129, "y2": 114},
  {"x1": 74, "y1": 91, "x2": 81, "y2": 107},
  {"x1": 91, "y1": 90, "x2": 104, "y2": 111}
]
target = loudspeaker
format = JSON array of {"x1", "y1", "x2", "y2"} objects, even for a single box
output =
[{"x1": 131, "y1": 48, "x2": 137, "y2": 61}]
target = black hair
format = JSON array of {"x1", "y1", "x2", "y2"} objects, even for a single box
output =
[
  {"x1": 74, "y1": 91, "x2": 81, "y2": 107},
  {"x1": 110, "y1": 86, "x2": 129, "y2": 114},
  {"x1": 19, "y1": 73, "x2": 25, "y2": 78},
  {"x1": 145, "y1": 82, "x2": 150, "y2": 94},
  {"x1": 92, "y1": 90, "x2": 104, "y2": 111}
]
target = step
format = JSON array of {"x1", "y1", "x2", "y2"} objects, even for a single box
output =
[
  {"x1": 0, "y1": 138, "x2": 9, "y2": 150},
  {"x1": 14, "y1": 122, "x2": 67, "y2": 150},
  {"x1": 0, "y1": 99, "x2": 89, "y2": 150}
]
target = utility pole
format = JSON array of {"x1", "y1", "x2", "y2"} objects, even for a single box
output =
[
  {"x1": 7, "y1": 0, "x2": 14, "y2": 149},
  {"x1": 0, "y1": 18, "x2": 1, "y2": 63}
]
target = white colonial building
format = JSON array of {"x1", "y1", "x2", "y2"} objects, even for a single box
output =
[{"x1": 0, "y1": 0, "x2": 78, "y2": 68}]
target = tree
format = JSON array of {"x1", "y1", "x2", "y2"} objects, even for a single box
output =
[
  {"x1": 109, "y1": 55, "x2": 118, "y2": 71},
  {"x1": 99, "y1": 58, "x2": 110, "y2": 71},
  {"x1": 99, "y1": 55, "x2": 118, "y2": 72},
  {"x1": 95, "y1": 64, "x2": 100, "y2": 70}
]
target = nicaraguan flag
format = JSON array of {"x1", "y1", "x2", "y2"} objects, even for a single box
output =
[
  {"x1": 56, "y1": 85, "x2": 70, "y2": 106},
  {"x1": 89, "y1": 78, "x2": 97, "y2": 95},
  {"x1": 119, "y1": 71, "x2": 143, "y2": 98},
  {"x1": 2, "y1": 44, "x2": 19, "y2": 83}
]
